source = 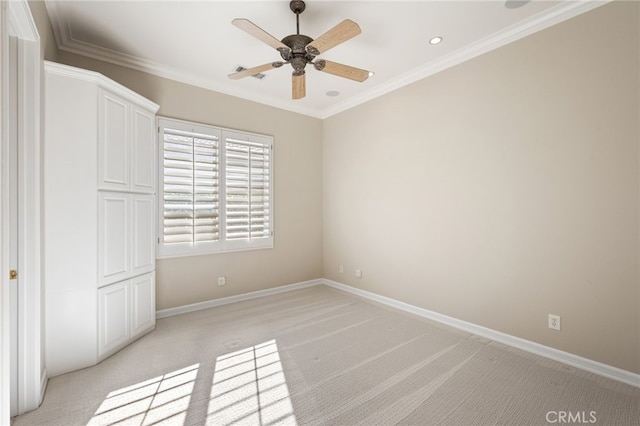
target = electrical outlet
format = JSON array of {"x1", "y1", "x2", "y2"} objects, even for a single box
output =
[
  {"x1": 548, "y1": 314, "x2": 561, "y2": 331},
  {"x1": 355, "y1": 269, "x2": 362, "y2": 278},
  {"x1": 218, "y1": 276, "x2": 226, "y2": 286},
  {"x1": 339, "y1": 265, "x2": 344, "y2": 273}
]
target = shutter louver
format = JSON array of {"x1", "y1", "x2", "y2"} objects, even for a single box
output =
[
  {"x1": 162, "y1": 127, "x2": 219, "y2": 245},
  {"x1": 225, "y1": 137, "x2": 271, "y2": 241},
  {"x1": 158, "y1": 118, "x2": 273, "y2": 257}
]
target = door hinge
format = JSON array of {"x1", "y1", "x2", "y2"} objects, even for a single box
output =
[{"x1": 9, "y1": 270, "x2": 17, "y2": 280}]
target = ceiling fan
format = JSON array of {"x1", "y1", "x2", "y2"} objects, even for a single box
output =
[{"x1": 228, "y1": 0, "x2": 371, "y2": 100}]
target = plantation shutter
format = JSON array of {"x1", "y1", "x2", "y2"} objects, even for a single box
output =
[
  {"x1": 224, "y1": 132, "x2": 272, "y2": 242},
  {"x1": 161, "y1": 123, "x2": 220, "y2": 247},
  {"x1": 158, "y1": 118, "x2": 273, "y2": 257}
]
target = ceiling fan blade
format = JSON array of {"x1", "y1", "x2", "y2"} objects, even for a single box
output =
[
  {"x1": 292, "y1": 73, "x2": 306, "y2": 100},
  {"x1": 228, "y1": 62, "x2": 284, "y2": 80},
  {"x1": 232, "y1": 18, "x2": 290, "y2": 52},
  {"x1": 306, "y1": 19, "x2": 361, "y2": 55},
  {"x1": 314, "y1": 60, "x2": 370, "y2": 82}
]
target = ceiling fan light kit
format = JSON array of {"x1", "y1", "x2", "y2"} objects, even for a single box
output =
[{"x1": 229, "y1": 0, "x2": 372, "y2": 100}]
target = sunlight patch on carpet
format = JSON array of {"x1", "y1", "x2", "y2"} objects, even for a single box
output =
[
  {"x1": 88, "y1": 363, "x2": 199, "y2": 425},
  {"x1": 208, "y1": 339, "x2": 297, "y2": 425}
]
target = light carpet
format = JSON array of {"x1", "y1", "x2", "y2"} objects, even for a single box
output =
[{"x1": 13, "y1": 285, "x2": 640, "y2": 425}]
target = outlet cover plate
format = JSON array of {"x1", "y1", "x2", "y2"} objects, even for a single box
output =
[{"x1": 548, "y1": 314, "x2": 561, "y2": 331}]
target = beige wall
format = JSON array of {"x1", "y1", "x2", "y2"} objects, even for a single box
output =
[
  {"x1": 28, "y1": 1, "x2": 58, "y2": 62},
  {"x1": 28, "y1": 0, "x2": 324, "y2": 310},
  {"x1": 65, "y1": 54, "x2": 325, "y2": 310},
  {"x1": 323, "y1": 1, "x2": 639, "y2": 374},
  {"x1": 30, "y1": 1, "x2": 638, "y2": 373},
  {"x1": 58, "y1": 52, "x2": 324, "y2": 309}
]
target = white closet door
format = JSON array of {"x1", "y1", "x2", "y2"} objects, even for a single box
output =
[
  {"x1": 131, "y1": 194, "x2": 155, "y2": 276},
  {"x1": 99, "y1": 192, "x2": 130, "y2": 286},
  {"x1": 99, "y1": 90, "x2": 130, "y2": 190},
  {"x1": 131, "y1": 107, "x2": 156, "y2": 193},
  {"x1": 98, "y1": 281, "x2": 130, "y2": 357},
  {"x1": 130, "y1": 273, "x2": 155, "y2": 338}
]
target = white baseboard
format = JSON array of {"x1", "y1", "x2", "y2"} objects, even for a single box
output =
[
  {"x1": 155, "y1": 278, "x2": 323, "y2": 319},
  {"x1": 322, "y1": 279, "x2": 640, "y2": 389},
  {"x1": 153, "y1": 277, "x2": 639, "y2": 388}
]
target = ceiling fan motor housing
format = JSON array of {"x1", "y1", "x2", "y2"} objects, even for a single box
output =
[
  {"x1": 229, "y1": 0, "x2": 370, "y2": 99},
  {"x1": 281, "y1": 34, "x2": 315, "y2": 73}
]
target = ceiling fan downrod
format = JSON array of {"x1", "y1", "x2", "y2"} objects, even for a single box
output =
[
  {"x1": 281, "y1": 0, "x2": 315, "y2": 74},
  {"x1": 290, "y1": 0, "x2": 306, "y2": 35},
  {"x1": 228, "y1": 0, "x2": 370, "y2": 100}
]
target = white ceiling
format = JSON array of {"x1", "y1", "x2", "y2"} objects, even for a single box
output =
[{"x1": 44, "y1": 0, "x2": 606, "y2": 118}]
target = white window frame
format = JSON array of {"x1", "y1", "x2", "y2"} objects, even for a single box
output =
[{"x1": 157, "y1": 117, "x2": 273, "y2": 258}]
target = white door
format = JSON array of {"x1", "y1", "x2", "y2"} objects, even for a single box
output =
[
  {"x1": 8, "y1": 34, "x2": 19, "y2": 418},
  {"x1": 2, "y1": 2, "x2": 43, "y2": 421}
]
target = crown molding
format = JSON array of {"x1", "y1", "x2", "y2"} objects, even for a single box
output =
[
  {"x1": 45, "y1": 0, "x2": 609, "y2": 119},
  {"x1": 44, "y1": 1, "x2": 322, "y2": 118},
  {"x1": 320, "y1": 0, "x2": 609, "y2": 118},
  {"x1": 44, "y1": 61, "x2": 159, "y2": 112}
]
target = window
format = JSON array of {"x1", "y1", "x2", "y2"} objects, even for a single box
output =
[{"x1": 158, "y1": 117, "x2": 273, "y2": 257}]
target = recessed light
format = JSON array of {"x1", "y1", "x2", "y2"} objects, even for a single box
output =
[
  {"x1": 505, "y1": 0, "x2": 530, "y2": 9},
  {"x1": 368, "y1": 71, "x2": 375, "y2": 78},
  {"x1": 429, "y1": 36, "x2": 443, "y2": 45},
  {"x1": 326, "y1": 90, "x2": 340, "y2": 97}
]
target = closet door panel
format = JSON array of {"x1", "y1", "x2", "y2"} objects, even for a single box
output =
[
  {"x1": 99, "y1": 192, "x2": 130, "y2": 286},
  {"x1": 131, "y1": 107, "x2": 156, "y2": 193},
  {"x1": 130, "y1": 273, "x2": 155, "y2": 338},
  {"x1": 99, "y1": 90, "x2": 130, "y2": 190},
  {"x1": 98, "y1": 281, "x2": 130, "y2": 357},
  {"x1": 131, "y1": 194, "x2": 155, "y2": 276}
]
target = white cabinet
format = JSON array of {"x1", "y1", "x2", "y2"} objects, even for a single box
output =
[
  {"x1": 98, "y1": 273, "x2": 155, "y2": 358},
  {"x1": 44, "y1": 61, "x2": 159, "y2": 377},
  {"x1": 98, "y1": 281, "x2": 130, "y2": 357},
  {"x1": 130, "y1": 273, "x2": 156, "y2": 338},
  {"x1": 99, "y1": 192, "x2": 130, "y2": 286},
  {"x1": 99, "y1": 192, "x2": 155, "y2": 286},
  {"x1": 98, "y1": 90, "x2": 156, "y2": 193},
  {"x1": 99, "y1": 90, "x2": 130, "y2": 191},
  {"x1": 131, "y1": 194, "x2": 155, "y2": 276},
  {"x1": 131, "y1": 107, "x2": 156, "y2": 193}
]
